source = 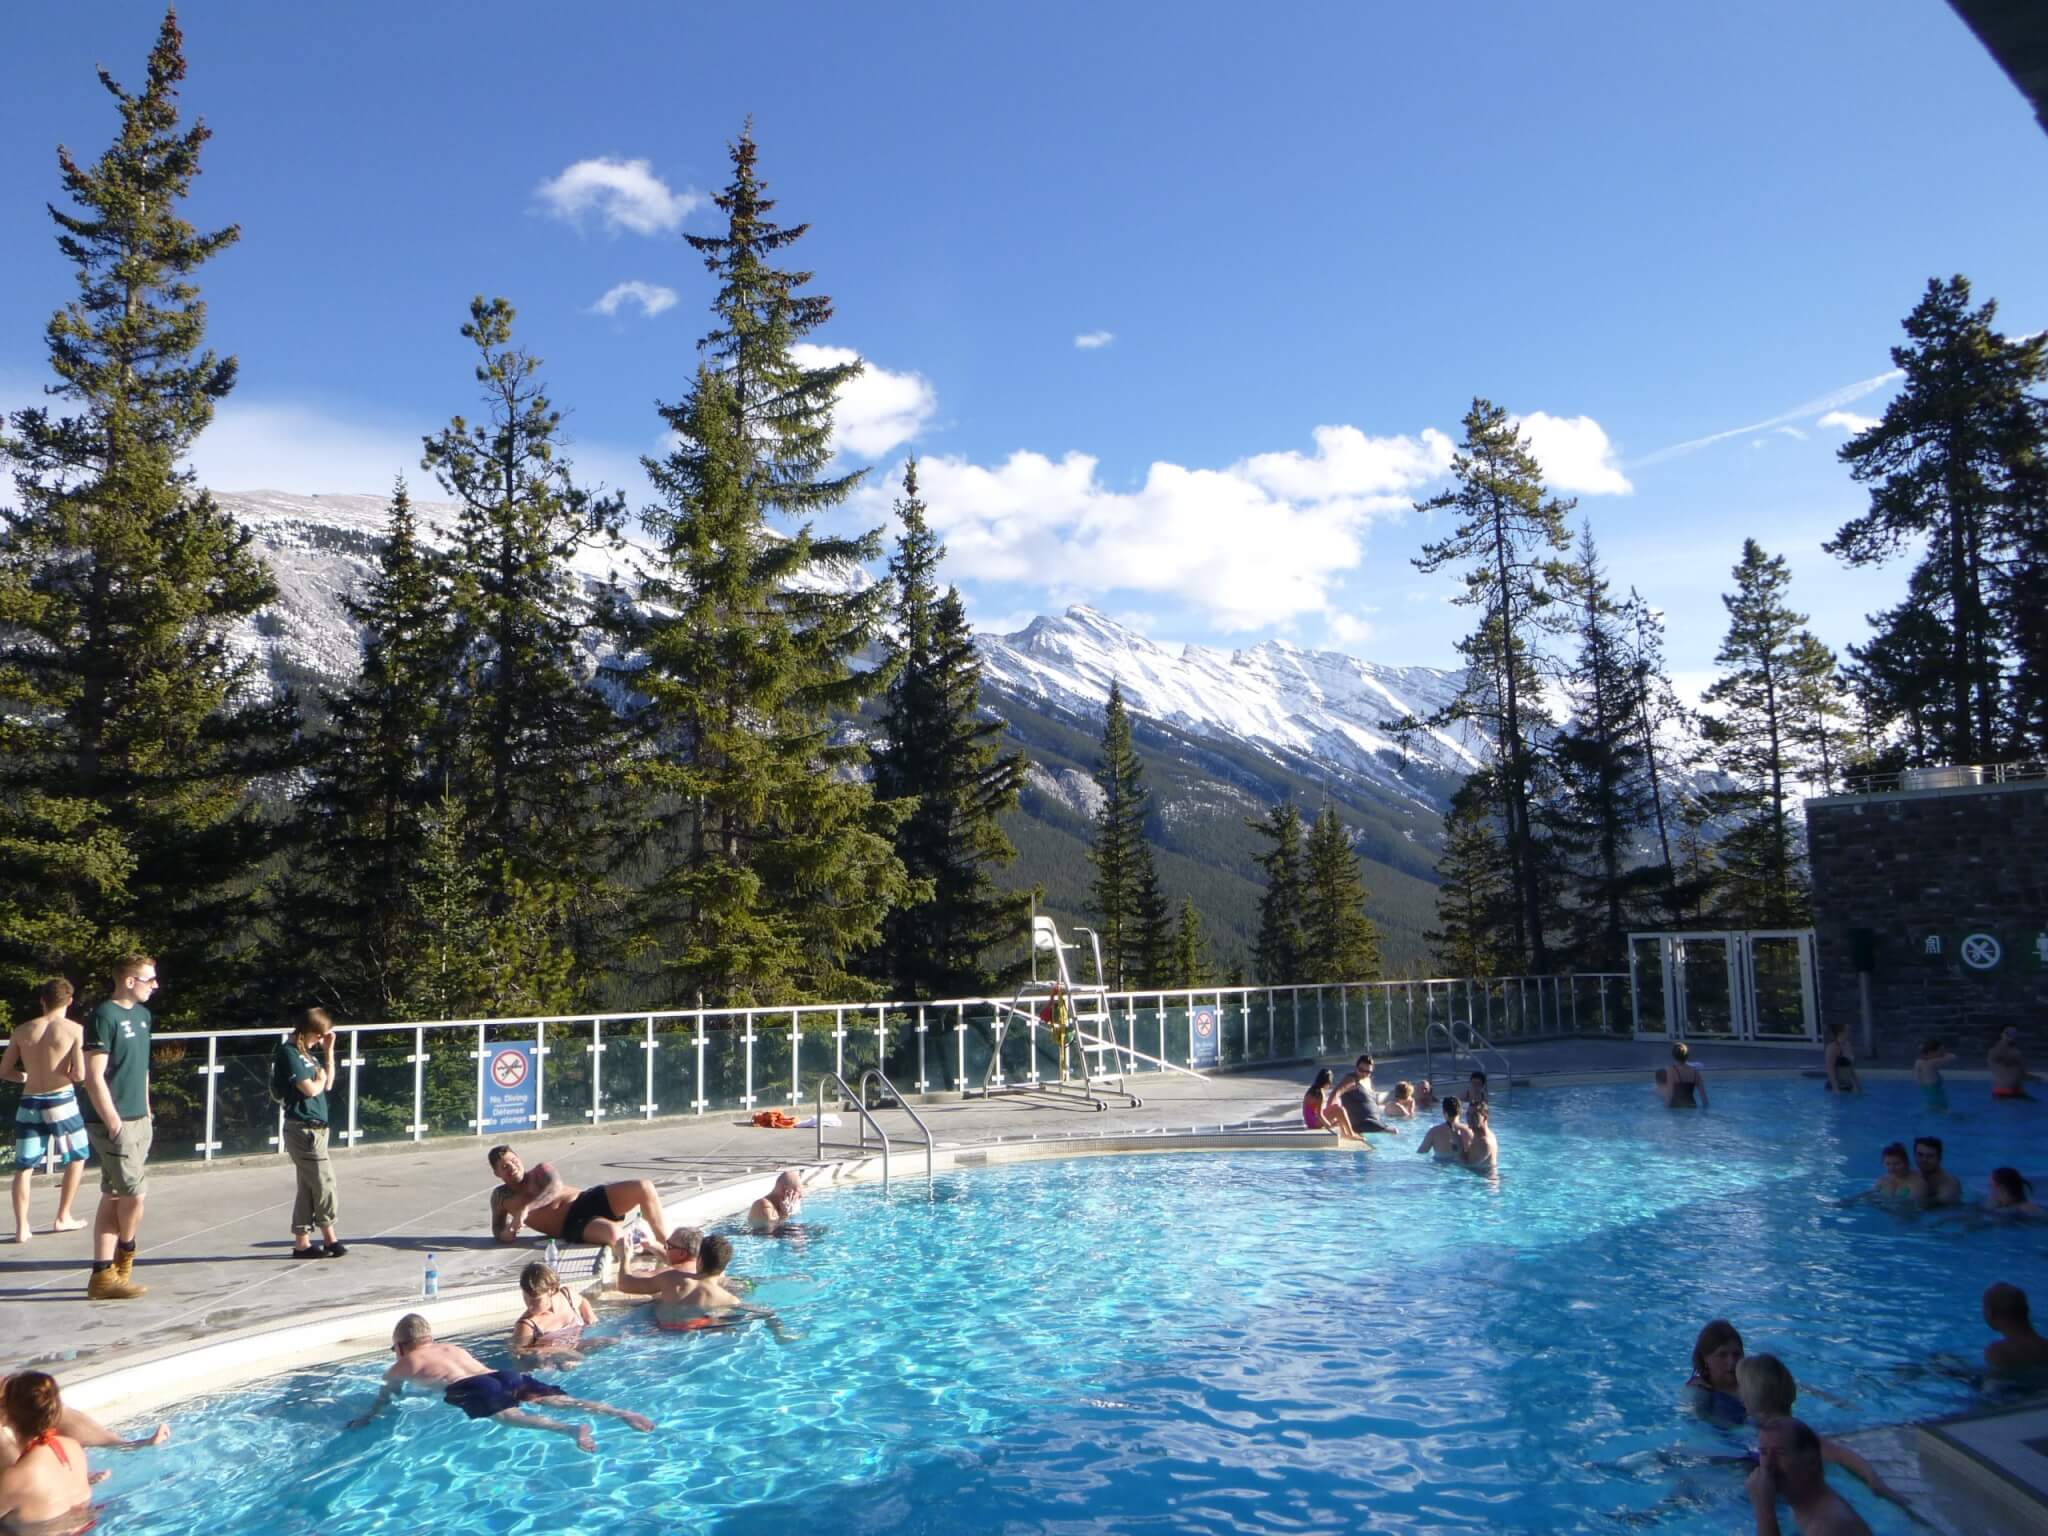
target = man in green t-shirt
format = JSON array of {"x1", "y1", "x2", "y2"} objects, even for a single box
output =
[{"x1": 80, "y1": 954, "x2": 158, "y2": 1301}]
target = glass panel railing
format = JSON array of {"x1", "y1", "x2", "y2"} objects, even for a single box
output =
[
  {"x1": 598, "y1": 1018, "x2": 649, "y2": 1123},
  {"x1": 216, "y1": 1038, "x2": 282, "y2": 1159},
  {"x1": 149, "y1": 1037, "x2": 205, "y2": 1165}
]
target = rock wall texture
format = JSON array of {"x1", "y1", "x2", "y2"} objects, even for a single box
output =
[{"x1": 1807, "y1": 780, "x2": 2048, "y2": 1062}]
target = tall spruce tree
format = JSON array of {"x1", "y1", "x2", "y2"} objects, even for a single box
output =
[
  {"x1": 870, "y1": 460, "x2": 1028, "y2": 998},
  {"x1": 1300, "y1": 805, "x2": 1382, "y2": 983},
  {"x1": 1429, "y1": 777, "x2": 1512, "y2": 977},
  {"x1": 1128, "y1": 856, "x2": 1174, "y2": 990},
  {"x1": 1829, "y1": 276, "x2": 2048, "y2": 763},
  {"x1": 422, "y1": 296, "x2": 629, "y2": 999},
  {"x1": 1087, "y1": 681, "x2": 1153, "y2": 989},
  {"x1": 1170, "y1": 897, "x2": 1213, "y2": 989},
  {"x1": 1620, "y1": 590, "x2": 1697, "y2": 920},
  {"x1": 1408, "y1": 400, "x2": 1575, "y2": 971},
  {"x1": 282, "y1": 480, "x2": 455, "y2": 1014},
  {"x1": 1700, "y1": 541, "x2": 1833, "y2": 925},
  {"x1": 1248, "y1": 800, "x2": 1306, "y2": 984},
  {"x1": 624, "y1": 129, "x2": 911, "y2": 1005},
  {"x1": 0, "y1": 10, "x2": 291, "y2": 1023},
  {"x1": 1546, "y1": 529, "x2": 1656, "y2": 970}
]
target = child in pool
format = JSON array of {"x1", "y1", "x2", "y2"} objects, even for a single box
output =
[
  {"x1": 511, "y1": 1260, "x2": 598, "y2": 1357},
  {"x1": 1382, "y1": 1081, "x2": 1417, "y2": 1119},
  {"x1": 1914, "y1": 1038, "x2": 1955, "y2": 1112},
  {"x1": 1734, "y1": 1354, "x2": 1910, "y2": 1512}
]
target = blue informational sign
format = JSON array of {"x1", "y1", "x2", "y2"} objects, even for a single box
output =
[
  {"x1": 1190, "y1": 1006, "x2": 1220, "y2": 1068},
  {"x1": 482, "y1": 1042, "x2": 538, "y2": 1130}
]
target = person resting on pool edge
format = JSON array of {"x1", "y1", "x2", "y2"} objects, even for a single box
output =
[
  {"x1": 1734, "y1": 1354, "x2": 1908, "y2": 1511},
  {"x1": 0, "y1": 1374, "x2": 166, "y2": 1467},
  {"x1": 487, "y1": 1145, "x2": 671, "y2": 1249},
  {"x1": 349, "y1": 1314, "x2": 654, "y2": 1452},
  {"x1": 0, "y1": 1373, "x2": 91, "y2": 1536}
]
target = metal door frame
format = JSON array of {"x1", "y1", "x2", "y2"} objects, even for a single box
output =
[{"x1": 1628, "y1": 929, "x2": 1818, "y2": 1045}]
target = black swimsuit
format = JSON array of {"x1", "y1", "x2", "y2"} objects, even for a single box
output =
[
  {"x1": 1668, "y1": 1070, "x2": 1698, "y2": 1108},
  {"x1": 559, "y1": 1184, "x2": 613, "y2": 1244}
]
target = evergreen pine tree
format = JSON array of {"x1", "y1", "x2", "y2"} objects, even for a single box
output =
[
  {"x1": 870, "y1": 460, "x2": 1029, "y2": 998},
  {"x1": 422, "y1": 296, "x2": 629, "y2": 999},
  {"x1": 1248, "y1": 800, "x2": 1306, "y2": 984},
  {"x1": 0, "y1": 10, "x2": 292, "y2": 1022},
  {"x1": 1841, "y1": 573, "x2": 1952, "y2": 769},
  {"x1": 1788, "y1": 633, "x2": 1856, "y2": 796},
  {"x1": 1429, "y1": 777, "x2": 1512, "y2": 977},
  {"x1": 282, "y1": 480, "x2": 455, "y2": 1014},
  {"x1": 1407, "y1": 399, "x2": 1574, "y2": 971},
  {"x1": 1620, "y1": 591, "x2": 1697, "y2": 922},
  {"x1": 1170, "y1": 897, "x2": 1213, "y2": 989},
  {"x1": 1829, "y1": 276, "x2": 2048, "y2": 763},
  {"x1": 1700, "y1": 540, "x2": 1831, "y2": 925},
  {"x1": 1300, "y1": 805, "x2": 1382, "y2": 983},
  {"x1": 1127, "y1": 855, "x2": 1174, "y2": 990},
  {"x1": 395, "y1": 796, "x2": 492, "y2": 1021},
  {"x1": 624, "y1": 128, "x2": 911, "y2": 1004},
  {"x1": 1087, "y1": 682, "x2": 1152, "y2": 989}
]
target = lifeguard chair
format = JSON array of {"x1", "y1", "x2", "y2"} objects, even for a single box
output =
[{"x1": 971, "y1": 903, "x2": 1142, "y2": 1110}]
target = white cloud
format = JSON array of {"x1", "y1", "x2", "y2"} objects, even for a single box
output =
[
  {"x1": 789, "y1": 343, "x2": 937, "y2": 460},
  {"x1": 536, "y1": 157, "x2": 701, "y2": 236},
  {"x1": 1818, "y1": 409, "x2": 1878, "y2": 434},
  {"x1": 590, "y1": 280, "x2": 677, "y2": 319},
  {"x1": 906, "y1": 423, "x2": 1452, "y2": 632},
  {"x1": 1074, "y1": 330, "x2": 1115, "y2": 350},
  {"x1": 1327, "y1": 612, "x2": 1374, "y2": 647},
  {"x1": 1513, "y1": 411, "x2": 1633, "y2": 495}
]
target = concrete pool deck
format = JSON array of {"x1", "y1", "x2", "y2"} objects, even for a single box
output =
[{"x1": 9, "y1": 1034, "x2": 2042, "y2": 1532}]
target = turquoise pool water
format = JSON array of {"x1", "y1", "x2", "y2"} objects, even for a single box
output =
[{"x1": 90, "y1": 1079, "x2": 2046, "y2": 1534}]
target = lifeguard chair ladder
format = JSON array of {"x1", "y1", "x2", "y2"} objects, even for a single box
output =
[{"x1": 970, "y1": 905, "x2": 1143, "y2": 1111}]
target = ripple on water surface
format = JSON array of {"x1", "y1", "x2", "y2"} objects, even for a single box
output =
[{"x1": 94, "y1": 1080, "x2": 2047, "y2": 1534}]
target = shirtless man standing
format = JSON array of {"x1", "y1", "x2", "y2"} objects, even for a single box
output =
[
  {"x1": 1912, "y1": 1137, "x2": 1962, "y2": 1207},
  {"x1": 1416, "y1": 1097, "x2": 1469, "y2": 1162},
  {"x1": 349, "y1": 1314, "x2": 653, "y2": 1452},
  {"x1": 1461, "y1": 1101, "x2": 1499, "y2": 1175},
  {"x1": 1988, "y1": 1026, "x2": 2032, "y2": 1101},
  {"x1": 2, "y1": 980, "x2": 90, "y2": 1242},
  {"x1": 487, "y1": 1147, "x2": 671, "y2": 1250},
  {"x1": 1982, "y1": 1283, "x2": 2048, "y2": 1376}
]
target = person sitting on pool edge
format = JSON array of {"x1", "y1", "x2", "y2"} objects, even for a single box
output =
[
  {"x1": 1460, "y1": 1100, "x2": 1498, "y2": 1174},
  {"x1": 511, "y1": 1261, "x2": 599, "y2": 1359},
  {"x1": 1302, "y1": 1068, "x2": 1337, "y2": 1129},
  {"x1": 1986, "y1": 1167, "x2": 2045, "y2": 1217},
  {"x1": 1415, "y1": 1097, "x2": 1468, "y2": 1162},
  {"x1": 747, "y1": 1169, "x2": 816, "y2": 1230},
  {"x1": 0, "y1": 1372, "x2": 91, "y2": 1536},
  {"x1": 1327, "y1": 1055, "x2": 1395, "y2": 1135},
  {"x1": 1911, "y1": 1136, "x2": 1962, "y2": 1207},
  {"x1": 0, "y1": 1374, "x2": 166, "y2": 1466},
  {"x1": 1686, "y1": 1318, "x2": 1746, "y2": 1423},
  {"x1": 488, "y1": 1146, "x2": 671, "y2": 1250},
  {"x1": 1982, "y1": 1282, "x2": 2048, "y2": 1375},
  {"x1": 1653, "y1": 1043, "x2": 1707, "y2": 1108},
  {"x1": 349, "y1": 1314, "x2": 654, "y2": 1452},
  {"x1": 1988, "y1": 1025, "x2": 2033, "y2": 1101},
  {"x1": 1734, "y1": 1354, "x2": 1909, "y2": 1511},
  {"x1": 1745, "y1": 1417, "x2": 1872, "y2": 1536}
]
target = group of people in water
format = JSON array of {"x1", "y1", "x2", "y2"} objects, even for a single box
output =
[{"x1": 1302, "y1": 1054, "x2": 1500, "y2": 1174}]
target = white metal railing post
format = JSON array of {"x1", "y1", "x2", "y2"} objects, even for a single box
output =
[
  {"x1": 1315, "y1": 987, "x2": 1326, "y2": 1054},
  {"x1": 1406, "y1": 983, "x2": 1415, "y2": 1047},
  {"x1": 1291, "y1": 988, "x2": 1301, "y2": 1058},
  {"x1": 198, "y1": 1035, "x2": 221, "y2": 1160},
  {"x1": 955, "y1": 1004, "x2": 967, "y2": 1091},
  {"x1": 790, "y1": 1010, "x2": 802, "y2": 1107},
  {"x1": 742, "y1": 1009, "x2": 756, "y2": 1110},
  {"x1": 1153, "y1": 994, "x2": 1163, "y2": 1072},
  {"x1": 875, "y1": 1005, "x2": 888, "y2": 1083},
  {"x1": 1599, "y1": 980, "x2": 1608, "y2": 1034},
  {"x1": 916, "y1": 1005, "x2": 928, "y2": 1092},
  {"x1": 1339, "y1": 986, "x2": 1350, "y2": 1052},
  {"x1": 343, "y1": 1027, "x2": 361, "y2": 1146},
  {"x1": 589, "y1": 1016, "x2": 603, "y2": 1123},
  {"x1": 534, "y1": 1017, "x2": 548, "y2": 1131},
  {"x1": 643, "y1": 1016, "x2": 656, "y2": 1118},
  {"x1": 834, "y1": 1007, "x2": 845, "y2": 1080},
  {"x1": 693, "y1": 1014, "x2": 707, "y2": 1114}
]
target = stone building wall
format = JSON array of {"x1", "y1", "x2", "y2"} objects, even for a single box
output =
[{"x1": 1806, "y1": 779, "x2": 2048, "y2": 1062}]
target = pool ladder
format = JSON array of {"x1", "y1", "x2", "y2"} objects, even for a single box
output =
[
  {"x1": 1422, "y1": 1019, "x2": 1512, "y2": 1102},
  {"x1": 814, "y1": 1068, "x2": 933, "y2": 1190}
]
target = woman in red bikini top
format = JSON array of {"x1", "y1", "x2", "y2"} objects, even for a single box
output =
[
  {"x1": 0, "y1": 1372, "x2": 93, "y2": 1535},
  {"x1": 1303, "y1": 1068, "x2": 1336, "y2": 1129}
]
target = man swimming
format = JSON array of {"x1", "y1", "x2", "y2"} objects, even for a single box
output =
[
  {"x1": 488, "y1": 1146, "x2": 671, "y2": 1249},
  {"x1": 1416, "y1": 1097, "x2": 1468, "y2": 1162},
  {"x1": 1982, "y1": 1282, "x2": 2048, "y2": 1375},
  {"x1": 348, "y1": 1314, "x2": 653, "y2": 1452},
  {"x1": 1912, "y1": 1136, "x2": 1961, "y2": 1207},
  {"x1": 1988, "y1": 1026, "x2": 2032, "y2": 1100}
]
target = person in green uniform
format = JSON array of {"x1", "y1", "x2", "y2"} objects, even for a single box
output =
[
  {"x1": 80, "y1": 955, "x2": 157, "y2": 1301},
  {"x1": 273, "y1": 1007, "x2": 346, "y2": 1258}
]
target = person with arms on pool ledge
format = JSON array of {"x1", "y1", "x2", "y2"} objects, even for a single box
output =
[
  {"x1": 1415, "y1": 1097, "x2": 1469, "y2": 1161},
  {"x1": 1822, "y1": 1022, "x2": 1859, "y2": 1095},
  {"x1": 1465, "y1": 1070, "x2": 1489, "y2": 1110},
  {"x1": 511, "y1": 1262, "x2": 599, "y2": 1359},
  {"x1": 1686, "y1": 1319, "x2": 1746, "y2": 1423},
  {"x1": 0, "y1": 1374, "x2": 91, "y2": 1536},
  {"x1": 1982, "y1": 1283, "x2": 2048, "y2": 1375},
  {"x1": 3, "y1": 979, "x2": 90, "y2": 1244},
  {"x1": 1911, "y1": 1136, "x2": 1961, "y2": 1207},
  {"x1": 1986, "y1": 1167, "x2": 2046, "y2": 1217},
  {"x1": 349, "y1": 1314, "x2": 653, "y2": 1452},
  {"x1": 1735, "y1": 1355, "x2": 1909, "y2": 1512},
  {"x1": 747, "y1": 1169, "x2": 816, "y2": 1230},
  {"x1": 1382, "y1": 1081, "x2": 1417, "y2": 1120},
  {"x1": 1460, "y1": 1100, "x2": 1498, "y2": 1174},
  {"x1": 0, "y1": 1373, "x2": 165, "y2": 1468},
  {"x1": 78, "y1": 956, "x2": 158, "y2": 1300},
  {"x1": 1745, "y1": 1418, "x2": 1871, "y2": 1536},
  {"x1": 488, "y1": 1146, "x2": 671, "y2": 1250},
  {"x1": 1988, "y1": 1026, "x2": 2032, "y2": 1100},
  {"x1": 1654, "y1": 1043, "x2": 1708, "y2": 1108}
]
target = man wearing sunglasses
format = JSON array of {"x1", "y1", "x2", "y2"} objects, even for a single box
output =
[{"x1": 79, "y1": 956, "x2": 158, "y2": 1300}]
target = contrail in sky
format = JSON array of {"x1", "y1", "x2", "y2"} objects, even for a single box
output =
[{"x1": 1631, "y1": 368, "x2": 1904, "y2": 467}]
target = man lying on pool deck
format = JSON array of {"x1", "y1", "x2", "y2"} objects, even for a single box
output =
[
  {"x1": 348, "y1": 1314, "x2": 654, "y2": 1452},
  {"x1": 487, "y1": 1145, "x2": 672, "y2": 1249}
]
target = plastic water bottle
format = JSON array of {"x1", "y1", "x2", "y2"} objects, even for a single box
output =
[
  {"x1": 422, "y1": 1254, "x2": 439, "y2": 1299},
  {"x1": 543, "y1": 1239, "x2": 559, "y2": 1274}
]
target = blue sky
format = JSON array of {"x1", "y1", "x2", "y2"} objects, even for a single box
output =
[{"x1": 4, "y1": 1, "x2": 2046, "y2": 688}]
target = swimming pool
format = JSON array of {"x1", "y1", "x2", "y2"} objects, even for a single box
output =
[{"x1": 87, "y1": 1079, "x2": 2046, "y2": 1534}]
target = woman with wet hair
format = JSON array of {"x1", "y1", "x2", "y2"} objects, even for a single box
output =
[
  {"x1": 1685, "y1": 1319, "x2": 1746, "y2": 1424},
  {"x1": 1987, "y1": 1167, "x2": 2046, "y2": 1217},
  {"x1": 0, "y1": 1372, "x2": 92, "y2": 1534}
]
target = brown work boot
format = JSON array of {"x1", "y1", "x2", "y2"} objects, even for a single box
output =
[
  {"x1": 112, "y1": 1248, "x2": 138, "y2": 1281},
  {"x1": 86, "y1": 1267, "x2": 147, "y2": 1300}
]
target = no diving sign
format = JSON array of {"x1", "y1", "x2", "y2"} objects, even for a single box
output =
[
  {"x1": 1191, "y1": 1006, "x2": 1219, "y2": 1068},
  {"x1": 483, "y1": 1043, "x2": 538, "y2": 1128}
]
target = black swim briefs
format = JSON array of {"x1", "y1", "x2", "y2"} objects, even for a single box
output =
[{"x1": 558, "y1": 1183, "x2": 615, "y2": 1245}]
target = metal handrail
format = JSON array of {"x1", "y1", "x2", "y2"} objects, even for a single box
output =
[
  {"x1": 1836, "y1": 760, "x2": 2045, "y2": 797},
  {"x1": 813, "y1": 1068, "x2": 932, "y2": 1189},
  {"x1": 1422, "y1": 1019, "x2": 1512, "y2": 1101}
]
